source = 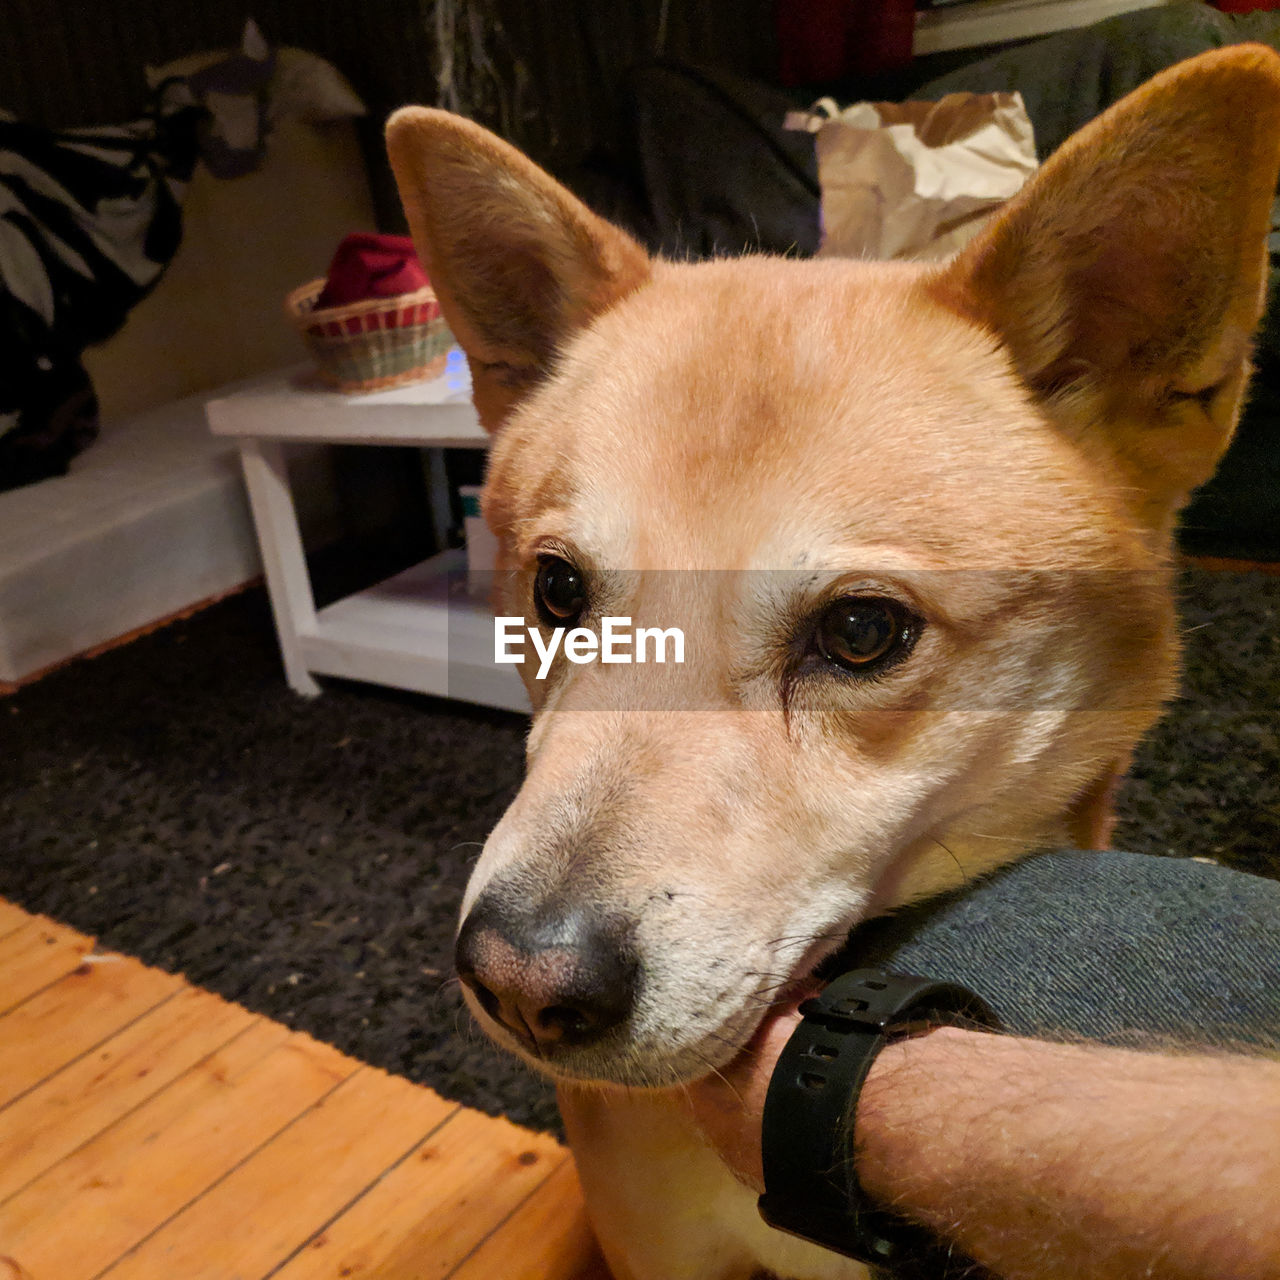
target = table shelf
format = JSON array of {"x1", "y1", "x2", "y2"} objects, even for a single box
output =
[
  {"x1": 208, "y1": 361, "x2": 530, "y2": 710},
  {"x1": 207, "y1": 364, "x2": 487, "y2": 448},
  {"x1": 304, "y1": 551, "x2": 528, "y2": 712}
]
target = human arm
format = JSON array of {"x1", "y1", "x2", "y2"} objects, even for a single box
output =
[
  {"x1": 855, "y1": 1025, "x2": 1280, "y2": 1280},
  {"x1": 686, "y1": 1016, "x2": 1280, "y2": 1280}
]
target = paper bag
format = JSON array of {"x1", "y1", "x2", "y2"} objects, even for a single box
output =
[{"x1": 786, "y1": 92, "x2": 1038, "y2": 262}]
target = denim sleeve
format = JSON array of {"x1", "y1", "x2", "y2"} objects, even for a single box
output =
[{"x1": 841, "y1": 850, "x2": 1280, "y2": 1053}]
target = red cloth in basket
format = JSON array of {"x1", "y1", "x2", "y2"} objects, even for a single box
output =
[{"x1": 313, "y1": 234, "x2": 438, "y2": 332}]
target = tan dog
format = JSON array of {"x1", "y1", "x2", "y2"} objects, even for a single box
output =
[{"x1": 388, "y1": 47, "x2": 1280, "y2": 1280}]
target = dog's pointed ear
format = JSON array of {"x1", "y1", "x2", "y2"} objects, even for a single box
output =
[
  {"x1": 933, "y1": 45, "x2": 1280, "y2": 533},
  {"x1": 386, "y1": 108, "x2": 650, "y2": 432}
]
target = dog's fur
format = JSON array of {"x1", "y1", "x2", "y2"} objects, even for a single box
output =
[{"x1": 388, "y1": 48, "x2": 1280, "y2": 1280}]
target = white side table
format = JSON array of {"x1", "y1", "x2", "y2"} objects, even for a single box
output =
[{"x1": 206, "y1": 365, "x2": 529, "y2": 713}]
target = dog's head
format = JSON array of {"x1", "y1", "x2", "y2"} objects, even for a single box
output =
[{"x1": 388, "y1": 49, "x2": 1280, "y2": 1086}]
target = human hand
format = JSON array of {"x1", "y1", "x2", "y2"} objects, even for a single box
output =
[{"x1": 675, "y1": 999, "x2": 806, "y2": 1192}]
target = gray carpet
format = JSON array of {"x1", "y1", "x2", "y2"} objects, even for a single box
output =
[{"x1": 1, "y1": 566, "x2": 1277, "y2": 1133}]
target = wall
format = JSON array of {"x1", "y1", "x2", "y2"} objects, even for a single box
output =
[
  {"x1": 1, "y1": 0, "x2": 779, "y2": 225},
  {"x1": 82, "y1": 120, "x2": 376, "y2": 420}
]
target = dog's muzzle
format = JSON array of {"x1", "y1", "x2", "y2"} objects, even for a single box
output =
[{"x1": 455, "y1": 892, "x2": 641, "y2": 1056}]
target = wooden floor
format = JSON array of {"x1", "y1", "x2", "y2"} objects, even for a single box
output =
[{"x1": 0, "y1": 899, "x2": 609, "y2": 1280}]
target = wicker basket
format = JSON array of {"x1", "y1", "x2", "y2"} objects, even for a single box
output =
[{"x1": 285, "y1": 278, "x2": 453, "y2": 393}]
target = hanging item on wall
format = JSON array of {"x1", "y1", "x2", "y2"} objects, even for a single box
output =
[{"x1": 145, "y1": 18, "x2": 367, "y2": 180}]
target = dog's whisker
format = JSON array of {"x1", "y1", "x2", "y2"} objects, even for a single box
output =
[
  {"x1": 745, "y1": 974, "x2": 796, "y2": 992},
  {"x1": 434, "y1": 974, "x2": 463, "y2": 998},
  {"x1": 764, "y1": 928, "x2": 846, "y2": 949},
  {"x1": 703, "y1": 1030, "x2": 741, "y2": 1050},
  {"x1": 704, "y1": 1062, "x2": 745, "y2": 1109},
  {"x1": 742, "y1": 992, "x2": 791, "y2": 1008},
  {"x1": 931, "y1": 836, "x2": 967, "y2": 880},
  {"x1": 752, "y1": 982, "x2": 795, "y2": 1000}
]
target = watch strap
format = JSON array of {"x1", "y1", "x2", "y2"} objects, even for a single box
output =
[{"x1": 758, "y1": 968, "x2": 999, "y2": 1271}]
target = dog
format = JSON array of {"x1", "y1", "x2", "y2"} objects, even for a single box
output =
[{"x1": 388, "y1": 46, "x2": 1280, "y2": 1280}]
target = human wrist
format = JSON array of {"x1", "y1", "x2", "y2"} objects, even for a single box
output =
[
  {"x1": 851, "y1": 1023, "x2": 984, "y2": 1213},
  {"x1": 758, "y1": 972, "x2": 997, "y2": 1271}
]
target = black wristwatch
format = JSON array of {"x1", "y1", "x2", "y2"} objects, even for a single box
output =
[{"x1": 757, "y1": 968, "x2": 1000, "y2": 1276}]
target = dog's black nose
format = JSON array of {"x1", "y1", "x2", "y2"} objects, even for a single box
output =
[{"x1": 455, "y1": 895, "x2": 639, "y2": 1052}]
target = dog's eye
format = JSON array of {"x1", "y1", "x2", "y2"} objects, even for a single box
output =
[
  {"x1": 815, "y1": 597, "x2": 915, "y2": 674},
  {"x1": 534, "y1": 556, "x2": 587, "y2": 626}
]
